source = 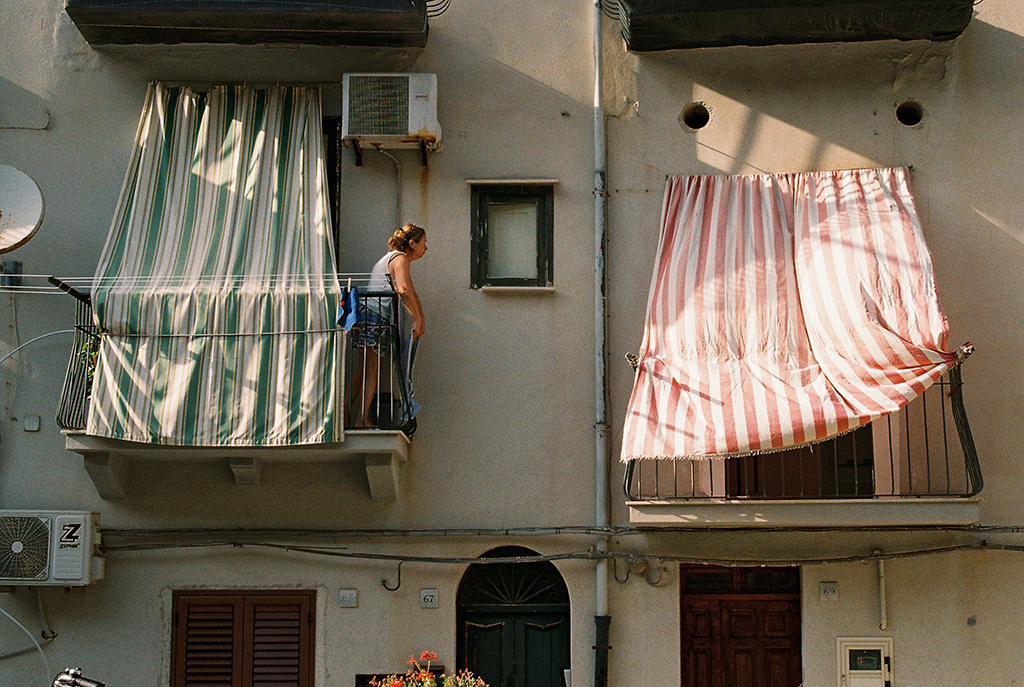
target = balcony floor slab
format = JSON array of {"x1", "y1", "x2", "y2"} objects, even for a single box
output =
[
  {"x1": 64, "y1": 429, "x2": 409, "y2": 501},
  {"x1": 628, "y1": 498, "x2": 980, "y2": 528}
]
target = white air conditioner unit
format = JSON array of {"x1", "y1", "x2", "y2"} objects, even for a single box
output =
[
  {"x1": 342, "y1": 73, "x2": 441, "y2": 149},
  {"x1": 0, "y1": 511, "x2": 103, "y2": 586}
]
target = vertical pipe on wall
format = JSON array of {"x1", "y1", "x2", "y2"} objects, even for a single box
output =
[
  {"x1": 377, "y1": 147, "x2": 402, "y2": 226},
  {"x1": 593, "y1": 2, "x2": 611, "y2": 687},
  {"x1": 594, "y1": 615, "x2": 611, "y2": 687},
  {"x1": 876, "y1": 551, "x2": 888, "y2": 630}
]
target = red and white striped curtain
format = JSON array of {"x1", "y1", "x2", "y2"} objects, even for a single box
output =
[{"x1": 621, "y1": 167, "x2": 962, "y2": 461}]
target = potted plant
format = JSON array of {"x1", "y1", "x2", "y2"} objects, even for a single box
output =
[{"x1": 370, "y1": 651, "x2": 488, "y2": 687}]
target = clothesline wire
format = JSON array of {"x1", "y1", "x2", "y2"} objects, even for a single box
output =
[
  {"x1": 1, "y1": 272, "x2": 380, "y2": 296},
  {"x1": 20, "y1": 272, "x2": 373, "y2": 282}
]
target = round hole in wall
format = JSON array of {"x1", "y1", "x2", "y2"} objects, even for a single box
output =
[
  {"x1": 895, "y1": 99, "x2": 924, "y2": 127},
  {"x1": 680, "y1": 102, "x2": 711, "y2": 131}
]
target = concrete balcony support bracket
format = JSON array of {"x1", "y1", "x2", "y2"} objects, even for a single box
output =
[
  {"x1": 228, "y1": 458, "x2": 262, "y2": 487},
  {"x1": 364, "y1": 454, "x2": 400, "y2": 501},
  {"x1": 82, "y1": 452, "x2": 129, "y2": 500},
  {"x1": 64, "y1": 430, "x2": 410, "y2": 501}
]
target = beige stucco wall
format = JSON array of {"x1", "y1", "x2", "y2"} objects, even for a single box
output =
[
  {"x1": 602, "y1": 8, "x2": 1024, "y2": 527},
  {"x1": 2, "y1": 0, "x2": 1024, "y2": 686},
  {"x1": 601, "y1": 2, "x2": 1024, "y2": 685}
]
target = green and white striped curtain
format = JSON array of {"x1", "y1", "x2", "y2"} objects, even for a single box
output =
[{"x1": 89, "y1": 82, "x2": 342, "y2": 446}]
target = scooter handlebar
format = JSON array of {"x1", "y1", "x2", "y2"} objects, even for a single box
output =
[{"x1": 52, "y1": 668, "x2": 105, "y2": 687}]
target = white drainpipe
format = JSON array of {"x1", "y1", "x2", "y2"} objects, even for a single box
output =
[{"x1": 593, "y1": 2, "x2": 611, "y2": 687}]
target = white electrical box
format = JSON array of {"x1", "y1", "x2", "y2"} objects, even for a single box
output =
[{"x1": 838, "y1": 637, "x2": 893, "y2": 687}]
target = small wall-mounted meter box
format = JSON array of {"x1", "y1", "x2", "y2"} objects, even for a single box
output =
[{"x1": 837, "y1": 637, "x2": 893, "y2": 687}]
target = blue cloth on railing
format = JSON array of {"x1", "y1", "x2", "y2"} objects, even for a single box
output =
[
  {"x1": 337, "y1": 285, "x2": 359, "y2": 332},
  {"x1": 350, "y1": 307, "x2": 392, "y2": 354}
]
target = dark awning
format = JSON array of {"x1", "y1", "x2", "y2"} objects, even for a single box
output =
[
  {"x1": 611, "y1": 0, "x2": 975, "y2": 51},
  {"x1": 65, "y1": 0, "x2": 428, "y2": 47}
]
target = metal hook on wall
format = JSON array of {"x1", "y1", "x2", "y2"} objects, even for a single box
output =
[
  {"x1": 382, "y1": 560, "x2": 403, "y2": 591},
  {"x1": 612, "y1": 557, "x2": 631, "y2": 584},
  {"x1": 643, "y1": 559, "x2": 665, "y2": 586}
]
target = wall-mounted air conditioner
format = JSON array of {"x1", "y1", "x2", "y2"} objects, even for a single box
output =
[
  {"x1": 342, "y1": 73, "x2": 441, "y2": 150},
  {"x1": 0, "y1": 511, "x2": 103, "y2": 586}
]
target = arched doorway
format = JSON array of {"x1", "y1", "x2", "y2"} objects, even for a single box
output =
[{"x1": 456, "y1": 546, "x2": 570, "y2": 687}]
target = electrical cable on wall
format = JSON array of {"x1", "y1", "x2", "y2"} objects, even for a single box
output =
[
  {"x1": 0, "y1": 330, "x2": 75, "y2": 366},
  {"x1": 96, "y1": 537, "x2": 1024, "y2": 569},
  {"x1": 99, "y1": 522, "x2": 1023, "y2": 539},
  {"x1": 0, "y1": 602, "x2": 51, "y2": 682},
  {"x1": 0, "y1": 589, "x2": 57, "y2": 661}
]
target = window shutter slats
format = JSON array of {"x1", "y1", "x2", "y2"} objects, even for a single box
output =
[
  {"x1": 173, "y1": 591, "x2": 314, "y2": 687},
  {"x1": 174, "y1": 596, "x2": 243, "y2": 687},
  {"x1": 249, "y1": 599, "x2": 308, "y2": 686}
]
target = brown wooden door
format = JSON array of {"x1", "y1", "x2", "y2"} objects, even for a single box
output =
[
  {"x1": 683, "y1": 596, "x2": 800, "y2": 687},
  {"x1": 681, "y1": 567, "x2": 801, "y2": 687}
]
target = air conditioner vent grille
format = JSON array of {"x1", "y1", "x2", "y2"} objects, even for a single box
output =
[
  {"x1": 0, "y1": 516, "x2": 50, "y2": 580},
  {"x1": 347, "y1": 75, "x2": 411, "y2": 137}
]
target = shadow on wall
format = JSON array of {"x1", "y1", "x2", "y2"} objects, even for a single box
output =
[
  {"x1": 607, "y1": 16, "x2": 1024, "y2": 318},
  {"x1": 632, "y1": 37, "x2": 954, "y2": 175},
  {"x1": 0, "y1": 79, "x2": 51, "y2": 131},
  {"x1": 616, "y1": 18, "x2": 1024, "y2": 237}
]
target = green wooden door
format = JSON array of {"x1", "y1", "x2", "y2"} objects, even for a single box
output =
[
  {"x1": 457, "y1": 547, "x2": 570, "y2": 687},
  {"x1": 463, "y1": 609, "x2": 569, "y2": 687}
]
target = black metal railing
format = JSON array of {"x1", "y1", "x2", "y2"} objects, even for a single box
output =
[
  {"x1": 56, "y1": 296, "x2": 96, "y2": 431},
  {"x1": 344, "y1": 288, "x2": 418, "y2": 434},
  {"x1": 56, "y1": 287, "x2": 420, "y2": 435},
  {"x1": 624, "y1": 366, "x2": 982, "y2": 501}
]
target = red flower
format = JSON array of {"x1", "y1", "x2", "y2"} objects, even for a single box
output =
[{"x1": 420, "y1": 651, "x2": 439, "y2": 662}]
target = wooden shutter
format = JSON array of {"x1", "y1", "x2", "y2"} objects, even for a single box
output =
[
  {"x1": 245, "y1": 594, "x2": 313, "y2": 687},
  {"x1": 173, "y1": 594, "x2": 244, "y2": 687},
  {"x1": 173, "y1": 591, "x2": 314, "y2": 687}
]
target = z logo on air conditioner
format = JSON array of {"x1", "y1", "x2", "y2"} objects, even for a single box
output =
[{"x1": 60, "y1": 523, "x2": 81, "y2": 549}]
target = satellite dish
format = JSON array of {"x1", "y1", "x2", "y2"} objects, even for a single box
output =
[{"x1": 0, "y1": 165, "x2": 44, "y2": 254}]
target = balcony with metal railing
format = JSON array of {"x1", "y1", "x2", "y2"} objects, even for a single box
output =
[
  {"x1": 58, "y1": 283, "x2": 415, "y2": 501},
  {"x1": 341, "y1": 288, "x2": 420, "y2": 435},
  {"x1": 64, "y1": 0, "x2": 437, "y2": 47},
  {"x1": 603, "y1": 0, "x2": 975, "y2": 51},
  {"x1": 624, "y1": 366, "x2": 983, "y2": 528}
]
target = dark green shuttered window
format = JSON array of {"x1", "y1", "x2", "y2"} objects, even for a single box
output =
[{"x1": 471, "y1": 183, "x2": 554, "y2": 289}]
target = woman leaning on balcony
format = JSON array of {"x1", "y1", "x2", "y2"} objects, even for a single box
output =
[{"x1": 346, "y1": 222, "x2": 428, "y2": 429}]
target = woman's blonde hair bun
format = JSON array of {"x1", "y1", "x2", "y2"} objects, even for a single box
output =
[{"x1": 388, "y1": 222, "x2": 426, "y2": 252}]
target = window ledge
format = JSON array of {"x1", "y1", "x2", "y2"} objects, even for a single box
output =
[
  {"x1": 477, "y1": 285, "x2": 555, "y2": 295},
  {"x1": 466, "y1": 178, "x2": 559, "y2": 186},
  {"x1": 64, "y1": 429, "x2": 409, "y2": 501},
  {"x1": 627, "y1": 498, "x2": 980, "y2": 528}
]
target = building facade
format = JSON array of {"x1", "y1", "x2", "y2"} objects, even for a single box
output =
[{"x1": 0, "y1": 1, "x2": 1022, "y2": 686}]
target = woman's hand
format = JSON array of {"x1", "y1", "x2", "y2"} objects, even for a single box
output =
[{"x1": 412, "y1": 317, "x2": 425, "y2": 339}]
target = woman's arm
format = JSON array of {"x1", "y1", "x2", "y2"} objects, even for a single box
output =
[{"x1": 389, "y1": 254, "x2": 425, "y2": 338}]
